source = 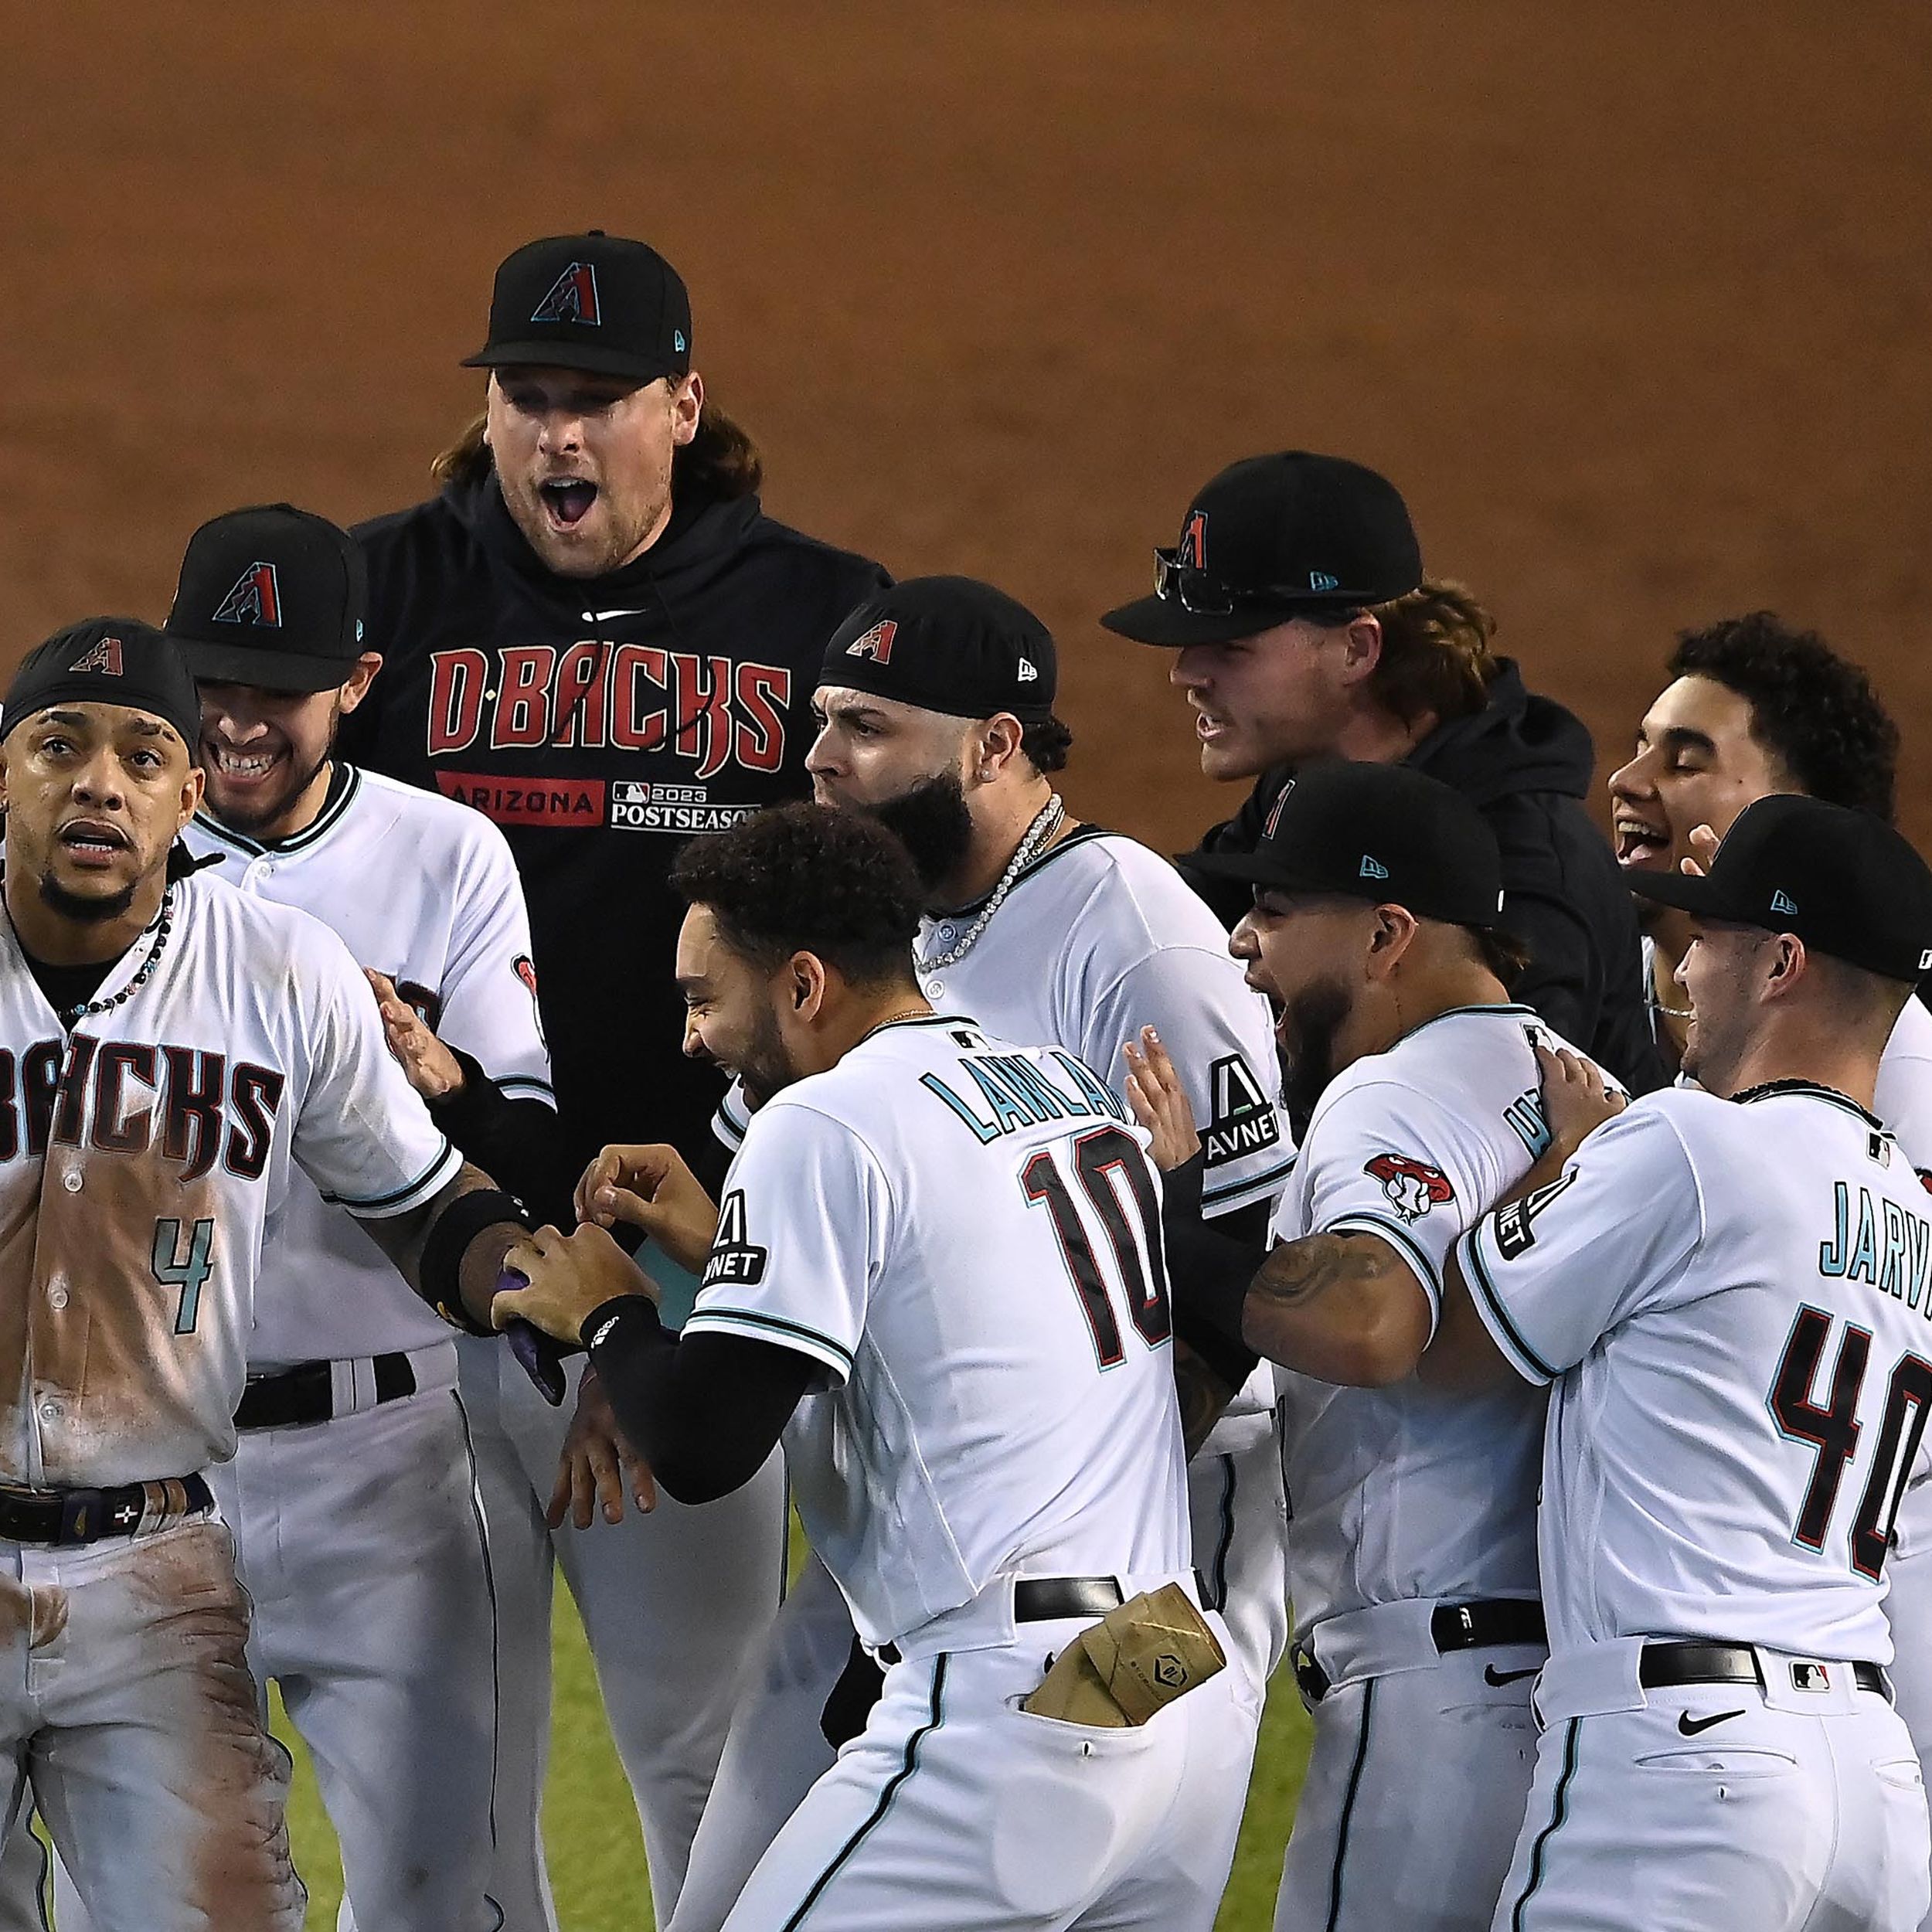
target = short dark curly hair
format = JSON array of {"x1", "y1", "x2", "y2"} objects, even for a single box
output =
[
  {"x1": 1668, "y1": 613, "x2": 1898, "y2": 823},
  {"x1": 669, "y1": 802, "x2": 923, "y2": 987},
  {"x1": 1019, "y1": 714, "x2": 1073, "y2": 775}
]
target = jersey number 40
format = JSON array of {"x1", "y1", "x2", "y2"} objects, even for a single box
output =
[
  {"x1": 1771, "y1": 1305, "x2": 1932, "y2": 1579},
  {"x1": 1022, "y1": 1125, "x2": 1172, "y2": 1369}
]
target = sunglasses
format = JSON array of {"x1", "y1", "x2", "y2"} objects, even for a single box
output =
[{"x1": 1151, "y1": 548, "x2": 1360, "y2": 624}]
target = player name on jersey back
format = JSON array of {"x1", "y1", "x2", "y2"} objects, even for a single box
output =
[
  {"x1": 1462, "y1": 1081, "x2": 1932, "y2": 1663},
  {"x1": 685, "y1": 1014, "x2": 1193, "y2": 1648}
]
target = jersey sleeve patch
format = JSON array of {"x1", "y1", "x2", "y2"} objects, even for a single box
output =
[
  {"x1": 1201, "y1": 1053, "x2": 1282, "y2": 1170},
  {"x1": 1363, "y1": 1153, "x2": 1455, "y2": 1223}
]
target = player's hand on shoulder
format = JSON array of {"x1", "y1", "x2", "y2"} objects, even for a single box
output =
[
  {"x1": 495, "y1": 1222, "x2": 658, "y2": 1343},
  {"x1": 548, "y1": 1366, "x2": 657, "y2": 1528},
  {"x1": 575, "y1": 1143, "x2": 719, "y2": 1274},
  {"x1": 1535, "y1": 1040, "x2": 1626, "y2": 1163},
  {"x1": 366, "y1": 968, "x2": 465, "y2": 1101},
  {"x1": 1124, "y1": 1026, "x2": 1201, "y2": 1171}
]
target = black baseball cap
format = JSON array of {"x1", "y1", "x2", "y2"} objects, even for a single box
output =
[
  {"x1": 818, "y1": 577, "x2": 1058, "y2": 724},
  {"x1": 1102, "y1": 452, "x2": 1423, "y2": 648},
  {"x1": 463, "y1": 231, "x2": 692, "y2": 386},
  {"x1": 1629, "y1": 793, "x2": 1932, "y2": 984},
  {"x1": 165, "y1": 505, "x2": 369, "y2": 692},
  {"x1": 1188, "y1": 760, "x2": 1506, "y2": 928},
  {"x1": 3, "y1": 618, "x2": 203, "y2": 758}
]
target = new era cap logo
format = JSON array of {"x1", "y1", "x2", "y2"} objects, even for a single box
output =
[
  {"x1": 532, "y1": 260, "x2": 600, "y2": 326},
  {"x1": 1309, "y1": 570, "x2": 1341, "y2": 592},
  {"x1": 1359, "y1": 855, "x2": 1389, "y2": 880},
  {"x1": 1017, "y1": 658, "x2": 1039, "y2": 683},
  {"x1": 1178, "y1": 509, "x2": 1207, "y2": 570},
  {"x1": 1921, "y1": 949, "x2": 1932, "y2": 972},
  {"x1": 1770, "y1": 889, "x2": 1799, "y2": 917},
  {"x1": 67, "y1": 636, "x2": 124, "y2": 676},
  {"x1": 845, "y1": 619, "x2": 896, "y2": 664},
  {"x1": 674, "y1": 328, "x2": 687, "y2": 352},
  {"x1": 213, "y1": 561, "x2": 282, "y2": 628}
]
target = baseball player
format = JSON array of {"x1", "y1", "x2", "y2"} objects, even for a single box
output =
[
  {"x1": 1608, "y1": 607, "x2": 1932, "y2": 1924},
  {"x1": 1138, "y1": 759, "x2": 1604, "y2": 1932},
  {"x1": 341, "y1": 229, "x2": 888, "y2": 1925},
  {"x1": 1420, "y1": 794, "x2": 1932, "y2": 1930},
  {"x1": 0, "y1": 621, "x2": 544, "y2": 1932},
  {"x1": 494, "y1": 801, "x2": 1261, "y2": 1931},
  {"x1": 1101, "y1": 451, "x2": 1663, "y2": 1096},
  {"x1": 668, "y1": 577, "x2": 1291, "y2": 1930}
]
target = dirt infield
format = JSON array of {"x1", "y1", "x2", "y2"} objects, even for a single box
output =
[{"x1": 6, "y1": 3, "x2": 1929, "y2": 854}]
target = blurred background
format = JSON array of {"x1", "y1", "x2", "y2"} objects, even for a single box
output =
[{"x1": 6, "y1": 4, "x2": 1927, "y2": 1923}]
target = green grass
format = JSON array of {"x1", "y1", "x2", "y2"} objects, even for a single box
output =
[{"x1": 276, "y1": 1587, "x2": 1311, "y2": 1930}]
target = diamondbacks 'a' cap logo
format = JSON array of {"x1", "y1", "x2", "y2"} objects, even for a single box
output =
[
  {"x1": 213, "y1": 561, "x2": 282, "y2": 628},
  {"x1": 532, "y1": 260, "x2": 601, "y2": 326},
  {"x1": 68, "y1": 636, "x2": 124, "y2": 676},
  {"x1": 1178, "y1": 509, "x2": 1207, "y2": 570},
  {"x1": 1359, "y1": 854, "x2": 1389, "y2": 880},
  {"x1": 1261, "y1": 780, "x2": 1294, "y2": 841},
  {"x1": 845, "y1": 618, "x2": 897, "y2": 665},
  {"x1": 1309, "y1": 570, "x2": 1341, "y2": 591},
  {"x1": 1770, "y1": 889, "x2": 1798, "y2": 916}
]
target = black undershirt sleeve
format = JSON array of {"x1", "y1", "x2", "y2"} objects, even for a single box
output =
[
  {"x1": 427, "y1": 1048, "x2": 583, "y2": 1231},
  {"x1": 1162, "y1": 1153, "x2": 1265, "y2": 1388},
  {"x1": 582, "y1": 1296, "x2": 816, "y2": 1505}
]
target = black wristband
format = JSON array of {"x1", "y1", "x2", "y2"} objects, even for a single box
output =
[
  {"x1": 582, "y1": 1294, "x2": 668, "y2": 1356},
  {"x1": 420, "y1": 1185, "x2": 529, "y2": 1335}
]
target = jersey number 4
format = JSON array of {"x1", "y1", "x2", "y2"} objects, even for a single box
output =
[
  {"x1": 152, "y1": 1217, "x2": 216, "y2": 1335},
  {"x1": 1022, "y1": 1125, "x2": 1172, "y2": 1369},
  {"x1": 1771, "y1": 1305, "x2": 1932, "y2": 1578}
]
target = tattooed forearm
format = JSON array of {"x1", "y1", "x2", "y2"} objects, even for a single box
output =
[
  {"x1": 1172, "y1": 1339, "x2": 1239, "y2": 1459},
  {"x1": 1240, "y1": 1230, "x2": 1434, "y2": 1389}
]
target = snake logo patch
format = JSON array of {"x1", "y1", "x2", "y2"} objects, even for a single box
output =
[
  {"x1": 1365, "y1": 1153, "x2": 1454, "y2": 1223},
  {"x1": 531, "y1": 260, "x2": 601, "y2": 326},
  {"x1": 213, "y1": 561, "x2": 282, "y2": 628}
]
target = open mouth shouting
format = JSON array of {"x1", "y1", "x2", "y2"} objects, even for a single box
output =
[
  {"x1": 537, "y1": 476, "x2": 600, "y2": 532},
  {"x1": 56, "y1": 816, "x2": 132, "y2": 869},
  {"x1": 1613, "y1": 813, "x2": 1673, "y2": 869}
]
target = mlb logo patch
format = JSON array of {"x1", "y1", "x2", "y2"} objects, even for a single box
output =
[
  {"x1": 67, "y1": 635, "x2": 124, "y2": 676},
  {"x1": 213, "y1": 561, "x2": 282, "y2": 628},
  {"x1": 532, "y1": 260, "x2": 600, "y2": 326},
  {"x1": 845, "y1": 619, "x2": 896, "y2": 664},
  {"x1": 1790, "y1": 1661, "x2": 1831, "y2": 1692}
]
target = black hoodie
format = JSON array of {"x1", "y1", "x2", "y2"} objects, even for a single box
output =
[
  {"x1": 344, "y1": 468, "x2": 889, "y2": 1175},
  {"x1": 1182, "y1": 660, "x2": 1666, "y2": 1095}
]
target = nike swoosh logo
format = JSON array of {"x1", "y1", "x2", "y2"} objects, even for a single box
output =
[
  {"x1": 585, "y1": 608, "x2": 653, "y2": 622},
  {"x1": 1677, "y1": 1709, "x2": 1746, "y2": 1736},
  {"x1": 1483, "y1": 1665, "x2": 1539, "y2": 1686}
]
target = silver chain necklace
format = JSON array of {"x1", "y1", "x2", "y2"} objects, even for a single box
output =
[{"x1": 917, "y1": 795, "x2": 1065, "y2": 973}]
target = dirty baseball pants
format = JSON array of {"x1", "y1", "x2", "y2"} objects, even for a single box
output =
[
  {"x1": 0, "y1": 1512, "x2": 305, "y2": 1932},
  {"x1": 719, "y1": 1581, "x2": 1260, "y2": 1932},
  {"x1": 1494, "y1": 1639, "x2": 1930, "y2": 1932}
]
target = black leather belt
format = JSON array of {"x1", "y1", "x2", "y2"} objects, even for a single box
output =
[
  {"x1": 0, "y1": 1473, "x2": 213, "y2": 1546},
  {"x1": 1639, "y1": 1641, "x2": 1889, "y2": 1701},
  {"x1": 1293, "y1": 1598, "x2": 1548, "y2": 1704},
  {"x1": 234, "y1": 1353, "x2": 417, "y2": 1431},
  {"x1": 1015, "y1": 1576, "x2": 1126, "y2": 1622}
]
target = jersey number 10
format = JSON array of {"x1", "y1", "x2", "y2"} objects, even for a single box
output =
[
  {"x1": 1771, "y1": 1304, "x2": 1932, "y2": 1579},
  {"x1": 1022, "y1": 1125, "x2": 1173, "y2": 1369}
]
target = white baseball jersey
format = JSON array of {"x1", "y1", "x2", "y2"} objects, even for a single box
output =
[
  {"x1": 1275, "y1": 1002, "x2": 1587, "y2": 1638},
  {"x1": 0, "y1": 869, "x2": 460, "y2": 1489},
  {"x1": 185, "y1": 764, "x2": 553, "y2": 1366},
  {"x1": 717, "y1": 826, "x2": 1291, "y2": 1216},
  {"x1": 1460, "y1": 1082, "x2": 1932, "y2": 1662},
  {"x1": 684, "y1": 1013, "x2": 1192, "y2": 1648}
]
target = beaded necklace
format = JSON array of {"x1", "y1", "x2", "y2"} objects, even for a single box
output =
[{"x1": 54, "y1": 889, "x2": 175, "y2": 1029}]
